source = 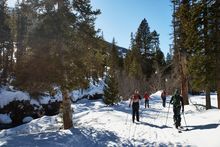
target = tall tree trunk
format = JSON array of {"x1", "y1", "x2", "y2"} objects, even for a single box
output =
[
  {"x1": 172, "y1": 0, "x2": 189, "y2": 105},
  {"x1": 216, "y1": 0, "x2": 220, "y2": 109},
  {"x1": 2, "y1": 49, "x2": 8, "y2": 84},
  {"x1": 217, "y1": 81, "x2": 220, "y2": 109},
  {"x1": 205, "y1": 86, "x2": 211, "y2": 110},
  {"x1": 181, "y1": 74, "x2": 189, "y2": 105},
  {"x1": 203, "y1": 0, "x2": 211, "y2": 110},
  {"x1": 58, "y1": 0, "x2": 73, "y2": 129},
  {"x1": 179, "y1": 53, "x2": 189, "y2": 105},
  {"x1": 62, "y1": 89, "x2": 73, "y2": 129}
]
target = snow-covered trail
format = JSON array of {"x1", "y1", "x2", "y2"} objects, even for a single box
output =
[
  {"x1": 72, "y1": 91, "x2": 220, "y2": 147},
  {"x1": 1, "y1": 91, "x2": 220, "y2": 147}
]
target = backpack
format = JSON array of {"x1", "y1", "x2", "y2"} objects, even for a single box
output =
[{"x1": 172, "y1": 95, "x2": 181, "y2": 107}]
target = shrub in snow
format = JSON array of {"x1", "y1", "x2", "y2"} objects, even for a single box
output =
[
  {"x1": 42, "y1": 100, "x2": 61, "y2": 116},
  {"x1": 22, "y1": 116, "x2": 33, "y2": 123},
  {"x1": 88, "y1": 93, "x2": 103, "y2": 100},
  {"x1": 0, "y1": 114, "x2": 12, "y2": 124},
  {"x1": 4, "y1": 100, "x2": 34, "y2": 124}
]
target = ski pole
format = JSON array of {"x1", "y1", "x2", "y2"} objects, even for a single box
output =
[
  {"x1": 125, "y1": 112, "x2": 129, "y2": 125},
  {"x1": 182, "y1": 112, "x2": 189, "y2": 130},
  {"x1": 165, "y1": 103, "x2": 170, "y2": 126}
]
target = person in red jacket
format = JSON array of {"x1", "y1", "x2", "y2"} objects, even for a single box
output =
[
  {"x1": 144, "y1": 92, "x2": 150, "y2": 108},
  {"x1": 129, "y1": 89, "x2": 141, "y2": 123}
]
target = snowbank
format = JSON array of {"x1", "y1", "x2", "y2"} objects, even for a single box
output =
[
  {"x1": 0, "y1": 88, "x2": 30, "y2": 108},
  {"x1": 23, "y1": 116, "x2": 33, "y2": 123},
  {"x1": 0, "y1": 114, "x2": 12, "y2": 124},
  {"x1": 70, "y1": 78, "x2": 105, "y2": 101}
]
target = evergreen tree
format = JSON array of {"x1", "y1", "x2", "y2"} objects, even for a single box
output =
[
  {"x1": 166, "y1": 52, "x2": 172, "y2": 64},
  {"x1": 15, "y1": 0, "x2": 101, "y2": 129},
  {"x1": 135, "y1": 18, "x2": 151, "y2": 55},
  {"x1": 172, "y1": 0, "x2": 190, "y2": 105},
  {"x1": 0, "y1": 0, "x2": 14, "y2": 84},
  {"x1": 154, "y1": 49, "x2": 165, "y2": 68},
  {"x1": 186, "y1": 0, "x2": 217, "y2": 109},
  {"x1": 125, "y1": 32, "x2": 143, "y2": 78},
  {"x1": 15, "y1": 0, "x2": 28, "y2": 66},
  {"x1": 135, "y1": 19, "x2": 155, "y2": 77},
  {"x1": 103, "y1": 72, "x2": 120, "y2": 105},
  {"x1": 109, "y1": 38, "x2": 120, "y2": 70},
  {"x1": 173, "y1": 0, "x2": 219, "y2": 109},
  {"x1": 213, "y1": 0, "x2": 220, "y2": 109},
  {"x1": 150, "y1": 30, "x2": 160, "y2": 53}
]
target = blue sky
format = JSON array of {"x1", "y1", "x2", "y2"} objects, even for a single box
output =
[
  {"x1": 90, "y1": 0, "x2": 173, "y2": 55},
  {"x1": 8, "y1": 0, "x2": 172, "y2": 55}
]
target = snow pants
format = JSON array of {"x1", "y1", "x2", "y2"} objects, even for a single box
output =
[
  {"x1": 132, "y1": 102, "x2": 139, "y2": 122},
  {"x1": 162, "y1": 97, "x2": 166, "y2": 107},
  {"x1": 145, "y1": 99, "x2": 149, "y2": 108},
  {"x1": 173, "y1": 106, "x2": 181, "y2": 128}
]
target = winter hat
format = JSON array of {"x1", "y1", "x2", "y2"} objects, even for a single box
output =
[{"x1": 174, "y1": 88, "x2": 180, "y2": 95}]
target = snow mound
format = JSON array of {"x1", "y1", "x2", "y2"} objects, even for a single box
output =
[
  {"x1": 0, "y1": 114, "x2": 12, "y2": 124},
  {"x1": 23, "y1": 116, "x2": 33, "y2": 123},
  {"x1": 0, "y1": 88, "x2": 30, "y2": 108}
]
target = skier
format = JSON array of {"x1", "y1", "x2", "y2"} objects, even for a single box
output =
[
  {"x1": 170, "y1": 89, "x2": 184, "y2": 129},
  {"x1": 144, "y1": 91, "x2": 150, "y2": 108},
  {"x1": 129, "y1": 89, "x2": 141, "y2": 123},
  {"x1": 161, "y1": 90, "x2": 166, "y2": 107}
]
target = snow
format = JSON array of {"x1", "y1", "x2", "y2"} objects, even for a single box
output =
[
  {"x1": 70, "y1": 79, "x2": 105, "y2": 101},
  {"x1": 0, "y1": 114, "x2": 12, "y2": 124},
  {"x1": 0, "y1": 91, "x2": 220, "y2": 147},
  {"x1": 0, "y1": 88, "x2": 30, "y2": 108},
  {"x1": 0, "y1": 78, "x2": 104, "y2": 107},
  {"x1": 22, "y1": 117, "x2": 33, "y2": 123}
]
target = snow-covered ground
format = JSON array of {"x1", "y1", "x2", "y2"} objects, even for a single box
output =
[{"x1": 0, "y1": 91, "x2": 220, "y2": 147}]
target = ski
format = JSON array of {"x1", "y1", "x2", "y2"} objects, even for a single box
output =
[
  {"x1": 177, "y1": 126, "x2": 189, "y2": 133},
  {"x1": 178, "y1": 128, "x2": 182, "y2": 133}
]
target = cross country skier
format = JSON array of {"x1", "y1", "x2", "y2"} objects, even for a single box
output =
[
  {"x1": 144, "y1": 91, "x2": 150, "y2": 108},
  {"x1": 161, "y1": 90, "x2": 167, "y2": 107},
  {"x1": 170, "y1": 89, "x2": 184, "y2": 129},
  {"x1": 129, "y1": 89, "x2": 141, "y2": 123}
]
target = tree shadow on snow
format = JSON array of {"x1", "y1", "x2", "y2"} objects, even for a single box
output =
[
  {"x1": 186, "y1": 123, "x2": 220, "y2": 131},
  {"x1": 1, "y1": 126, "x2": 123, "y2": 147},
  {"x1": 72, "y1": 126, "x2": 123, "y2": 147},
  {"x1": 139, "y1": 121, "x2": 172, "y2": 129}
]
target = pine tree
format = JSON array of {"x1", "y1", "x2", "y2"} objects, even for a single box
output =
[
  {"x1": 166, "y1": 52, "x2": 172, "y2": 64},
  {"x1": 124, "y1": 32, "x2": 143, "y2": 78},
  {"x1": 103, "y1": 72, "x2": 120, "y2": 105},
  {"x1": 172, "y1": 0, "x2": 190, "y2": 105},
  {"x1": 150, "y1": 30, "x2": 160, "y2": 53},
  {"x1": 213, "y1": 0, "x2": 220, "y2": 109},
  {"x1": 109, "y1": 38, "x2": 120, "y2": 70},
  {"x1": 15, "y1": 0, "x2": 101, "y2": 129},
  {"x1": 187, "y1": 0, "x2": 217, "y2": 109},
  {"x1": 0, "y1": 0, "x2": 14, "y2": 84},
  {"x1": 135, "y1": 18, "x2": 151, "y2": 55}
]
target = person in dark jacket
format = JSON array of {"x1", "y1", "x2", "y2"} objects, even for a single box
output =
[
  {"x1": 129, "y1": 89, "x2": 141, "y2": 123},
  {"x1": 161, "y1": 90, "x2": 167, "y2": 107},
  {"x1": 170, "y1": 89, "x2": 184, "y2": 129}
]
